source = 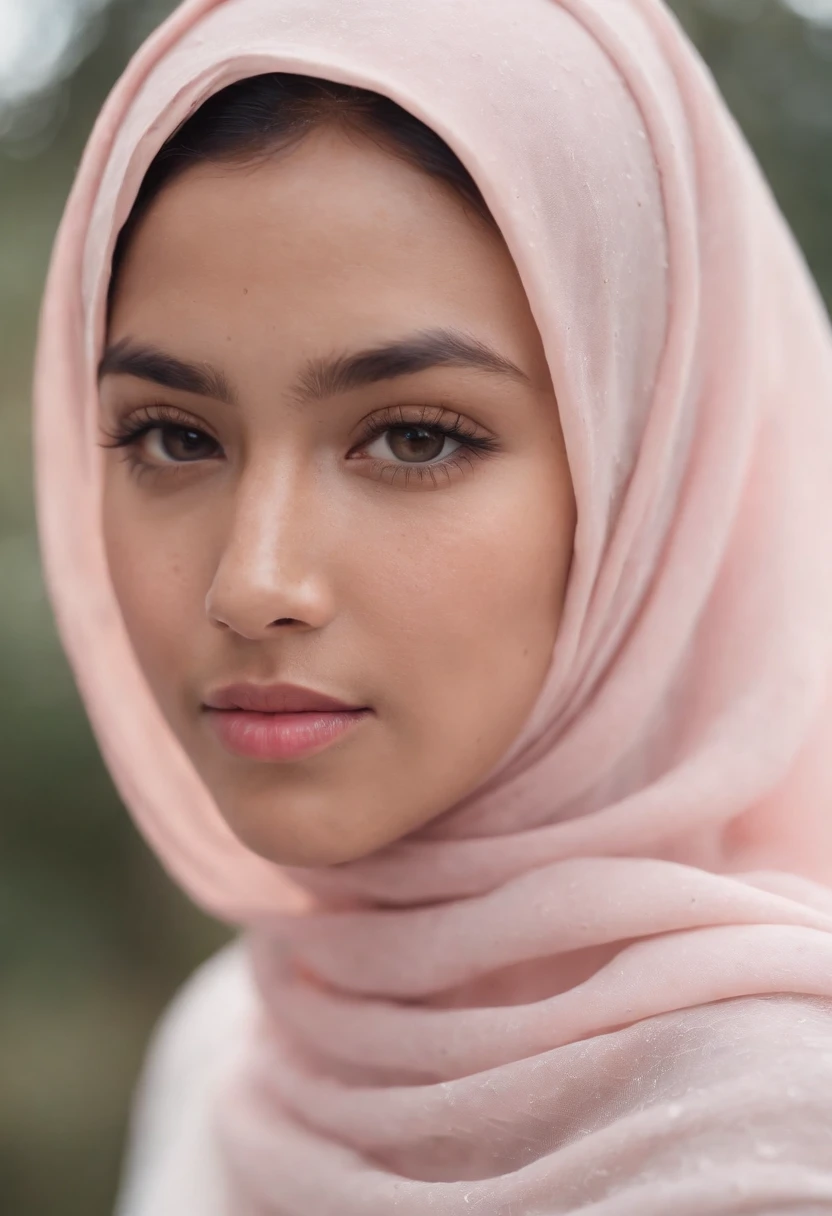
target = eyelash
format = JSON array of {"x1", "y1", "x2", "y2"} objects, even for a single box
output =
[
  {"x1": 98, "y1": 403, "x2": 500, "y2": 487},
  {"x1": 358, "y1": 404, "x2": 500, "y2": 486}
]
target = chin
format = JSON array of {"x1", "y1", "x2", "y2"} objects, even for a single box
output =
[{"x1": 213, "y1": 790, "x2": 407, "y2": 869}]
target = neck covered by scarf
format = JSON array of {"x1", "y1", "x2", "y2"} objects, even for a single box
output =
[{"x1": 34, "y1": 0, "x2": 832, "y2": 1210}]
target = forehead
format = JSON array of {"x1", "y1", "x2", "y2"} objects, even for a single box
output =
[
  {"x1": 117, "y1": 126, "x2": 495, "y2": 273},
  {"x1": 108, "y1": 127, "x2": 540, "y2": 370}
]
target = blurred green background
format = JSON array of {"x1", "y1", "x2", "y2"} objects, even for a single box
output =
[{"x1": 1, "y1": 0, "x2": 831, "y2": 1212}]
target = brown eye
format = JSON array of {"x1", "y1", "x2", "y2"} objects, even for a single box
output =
[
  {"x1": 384, "y1": 425, "x2": 452, "y2": 464},
  {"x1": 150, "y1": 425, "x2": 219, "y2": 463}
]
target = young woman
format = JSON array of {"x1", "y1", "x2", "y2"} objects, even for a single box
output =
[{"x1": 34, "y1": 0, "x2": 832, "y2": 1212}]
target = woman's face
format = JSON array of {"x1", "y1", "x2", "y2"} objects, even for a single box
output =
[{"x1": 100, "y1": 124, "x2": 575, "y2": 867}]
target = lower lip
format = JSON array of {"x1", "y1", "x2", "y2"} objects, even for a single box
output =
[{"x1": 205, "y1": 708, "x2": 371, "y2": 761}]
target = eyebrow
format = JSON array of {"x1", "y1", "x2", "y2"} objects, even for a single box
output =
[
  {"x1": 98, "y1": 327, "x2": 530, "y2": 404},
  {"x1": 292, "y1": 328, "x2": 531, "y2": 402},
  {"x1": 98, "y1": 338, "x2": 236, "y2": 404}
]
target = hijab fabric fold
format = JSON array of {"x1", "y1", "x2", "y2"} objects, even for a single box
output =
[{"x1": 34, "y1": 0, "x2": 832, "y2": 1210}]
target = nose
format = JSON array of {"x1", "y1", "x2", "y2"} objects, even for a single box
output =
[{"x1": 204, "y1": 470, "x2": 335, "y2": 640}]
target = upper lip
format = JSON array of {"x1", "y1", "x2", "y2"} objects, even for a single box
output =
[{"x1": 204, "y1": 682, "x2": 366, "y2": 714}]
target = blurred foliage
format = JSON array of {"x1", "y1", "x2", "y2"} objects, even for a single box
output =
[{"x1": 0, "y1": 1, "x2": 830, "y2": 1213}]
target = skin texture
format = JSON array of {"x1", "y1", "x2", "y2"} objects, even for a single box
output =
[{"x1": 99, "y1": 124, "x2": 576, "y2": 867}]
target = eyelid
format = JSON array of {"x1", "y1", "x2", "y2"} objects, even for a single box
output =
[
  {"x1": 97, "y1": 404, "x2": 224, "y2": 480},
  {"x1": 106, "y1": 401, "x2": 220, "y2": 436},
  {"x1": 358, "y1": 442, "x2": 495, "y2": 489},
  {"x1": 349, "y1": 401, "x2": 494, "y2": 446},
  {"x1": 348, "y1": 401, "x2": 501, "y2": 488}
]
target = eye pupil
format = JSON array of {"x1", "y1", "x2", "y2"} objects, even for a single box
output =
[
  {"x1": 161, "y1": 425, "x2": 212, "y2": 461},
  {"x1": 388, "y1": 425, "x2": 445, "y2": 464}
]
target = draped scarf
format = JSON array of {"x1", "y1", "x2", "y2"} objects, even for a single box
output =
[{"x1": 34, "y1": 0, "x2": 832, "y2": 1210}]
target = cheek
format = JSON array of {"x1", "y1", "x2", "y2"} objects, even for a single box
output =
[
  {"x1": 102, "y1": 480, "x2": 207, "y2": 702},
  {"x1": 353, "y1": 466, "x2": 571, "y2": 742}
]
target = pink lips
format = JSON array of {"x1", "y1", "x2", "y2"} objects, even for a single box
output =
[{"x1": 203, "y1": 683, "x2": 371, "y2": 761}]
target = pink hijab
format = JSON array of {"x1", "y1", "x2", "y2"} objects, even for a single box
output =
[{"x1": 34, "y1": 0, "x2": 832, "y2": 1210}]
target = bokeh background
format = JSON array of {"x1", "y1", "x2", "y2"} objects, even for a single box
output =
[{"x1": 1, "y1": 0, "x2": 831, "y2": 1212}]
